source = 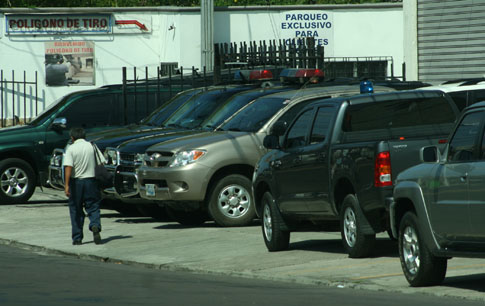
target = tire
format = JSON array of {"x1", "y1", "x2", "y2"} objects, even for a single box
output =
[
  {"x1": 340, "y1": 194, "x2": 375, "y2": 258},
  {"x1": 208, "y1": 174, "x2": 255, "y2": 227},
  {"x1": 398, "y1": 212, "x2": 447, "y2": 287},
  {"x1": 165, "y1": 206, "x2": 207, "y2": 226},
  {"x1": 0, "y1": 158, "x2": 36, "y2": 204},
  {"x1": 261, "y1": 191, "x2": 290, "y2": 252}
]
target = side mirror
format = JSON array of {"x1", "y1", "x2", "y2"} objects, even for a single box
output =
[
  {"x1": 52, "y1": 117, "x2": 67, "y2": 130},
  {"x1": 420, "y1": 146, "x2": 439, "y2": 163},
  {"x1": 270, "y1": 121, "x2": 288, "y2": 137},
  {"x1": 263, "y1": 135, "x2": 280, "y2": 150}
]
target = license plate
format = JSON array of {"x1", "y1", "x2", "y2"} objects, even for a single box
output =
[{"x1": 145, "y1": 184, "x2": 155, "y2": 197}]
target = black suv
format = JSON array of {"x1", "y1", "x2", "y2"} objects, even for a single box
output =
[{"x1": 253, "y1": 89, "x2": 459, "y2": 257}]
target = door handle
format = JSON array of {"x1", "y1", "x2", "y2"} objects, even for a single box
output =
[
  {"x1": 293, "y1": 156, "x2": 302, "y2": 163},
  {"x1": 460, "y1": 172, "x2": 468, "y2": 182}
]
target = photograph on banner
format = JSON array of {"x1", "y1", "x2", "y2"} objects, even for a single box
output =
[{"x1": 44, "y1": 41, "x2": 95, "y2": 86}]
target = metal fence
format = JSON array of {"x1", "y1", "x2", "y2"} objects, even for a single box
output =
[
  {"x1": 2, "y1": 38, "x2": 404, "y2": 128},
  {"x1": 0, "y1": 70, "x2": 39, "y2": 127}
]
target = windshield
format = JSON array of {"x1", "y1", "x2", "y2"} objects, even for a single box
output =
[
  {"x1": 219, "y1": 96, "x2": 292, "y2": 133},
  {"x1": 142, "y1": 88, "x2": 203, "y2": 126},
  {"x1": 28, "y1": 96, "x2": 65, "y2": 126},
  {"x1": 162, "y1": 86, "x2": 252, "y2": 129},
  {"x1": 200, "y1": 88, "x2": 288, "y2": 130}
]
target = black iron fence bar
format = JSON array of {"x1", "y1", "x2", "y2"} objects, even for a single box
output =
[
  {"x1": 122, "y1": 67, "x2": 127, "y2": 125},
  {"x1": 1, "y1": 70, "x2": 3, "y2": 127},
  {"x1": 35, "y1": 71, "x2": 38, "y2": 116},
  {"x1": 157, "y1": 66, "x2": 161, "y2": 108},
  {"x1": 23, "y1": 71, "x2": 26, "y2": 125},
  {"x1": 12, "y1": 71, "x2": 14, "y2": 126},
  {"x1": 145, "y1": 67, "x2": 149, "y2": 116}
]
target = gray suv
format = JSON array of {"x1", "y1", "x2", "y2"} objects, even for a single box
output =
[{"x1": 392, "y1": 101, "x2": 485, "y2": 286}]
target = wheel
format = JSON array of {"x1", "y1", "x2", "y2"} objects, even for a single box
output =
[
  {"x1": 340, "y1": 194, "x2": 375, "y2": 258},
  {"x1": 398, "y1": 212, "x2": 447, "y2": 287},
  {"x1": 0, "y1": 158, "x2": 36, "y2": 204},
  {"x1": 208, "y1": 174, "x2": 255, "y2": 227},
  {"x1": 261, "y1": 191, "x2": 290, "y2": 252},
  {"x1": 165, "y1": 206, "x2": 207, "y2": 226}
]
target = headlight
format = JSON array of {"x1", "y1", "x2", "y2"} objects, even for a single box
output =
[
  {"x1": 50, "y1": 154, "x2": 63, "y2": 167},
  {"x1": 169, "y1": 150, "x2": 206, "y2": 167},
  {"x1": 134, "y1": 153, "x2": 146, "y2": 166},
  {"x1": 103, "y1": 149, "x2": 118, "y2": 166}
]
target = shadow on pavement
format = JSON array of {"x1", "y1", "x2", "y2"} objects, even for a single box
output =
[
  {"x1": 82, "y1": 235, "x2": 133, "y2": 245},
  {"x1": 443, "y1": 273, "x2": 485, "y2": 293},
  {"x1": 286, "y1": 237, "x2": 399, "y2": 258}
]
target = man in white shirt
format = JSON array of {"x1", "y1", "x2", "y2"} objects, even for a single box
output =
[{"x1": 63, "y1": 127, "x2": 102, "y2": 245}]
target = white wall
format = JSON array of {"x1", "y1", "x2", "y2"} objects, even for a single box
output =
[{"x1": 0, "y1": 4, "x2": 403, "y2": 119}]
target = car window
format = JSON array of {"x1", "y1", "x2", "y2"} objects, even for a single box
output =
[
  {"x1": 309, "y1": 106, "x2": 335, "y2": 145},
  {"x1": 448, "y1": 111, "x2": 483, "y2": 162},
  {"x1": 342, "y1": 96, "x2": 456, "y2": 141},
  {"x1": 448, "y1": 91, "x2": 468, "y2": 111},
  {"x1": 285, "y1": 109, "x2": 313, "y2": 148},
  {"x1": 163, "y1": 87, "x2": 251, "y2": 129},
  {"x1": 142, "y1": 89, "x2": 202, "y2": 126},
  {"x1": 472, "y1": 89, "x2": 485, "y2": 106},
  {"x1": 57, "y1": 93, "x2": 122, "y2": 129}
]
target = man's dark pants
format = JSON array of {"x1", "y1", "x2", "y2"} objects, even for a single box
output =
[{"x1": 68, "y1": 178, "x2": 102, "y2": 242}]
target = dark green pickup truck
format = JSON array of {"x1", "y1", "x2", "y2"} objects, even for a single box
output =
[{"x1": 0, "y1": 84, "x2": 181, "y2": 204}]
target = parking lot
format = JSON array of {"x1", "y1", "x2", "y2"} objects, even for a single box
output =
[{"x1": 0, "y1": 187, "x2": 484, "y2": 302}]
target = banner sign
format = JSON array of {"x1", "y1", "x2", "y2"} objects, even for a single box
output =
[
  {"x1": 44, "y1": 41, "x2": 95, "y2": 86},
  {"x1": 280, "y1": 11, "x2": 334, "y2": 55},
  {"x1": 6, "y1": 14, "x2": 111, "y2": 35}
]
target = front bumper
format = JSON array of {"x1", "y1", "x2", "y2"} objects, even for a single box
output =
[
  {"x1": 137, "y1": 163, "x2": 211, "y2": 202},
  {"x1": 48, "y1": 149, "x2": 65, "y2": 190}
]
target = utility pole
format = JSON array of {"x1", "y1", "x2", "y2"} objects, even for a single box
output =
[{"x1": 201, "y1": 0, "x2": 214, "y2": 71}]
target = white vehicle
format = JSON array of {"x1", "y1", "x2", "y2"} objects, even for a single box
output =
[{"x1": 419, "y1": 78, "x2": 485, "y2": 111}]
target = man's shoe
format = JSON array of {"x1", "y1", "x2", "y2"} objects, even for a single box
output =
[
  {"x1": 92, "y1": 226, "x2": 102, "y2": 245},
  {"x1": 72, "y1": 240, "x2": 82, "y2": 245}
]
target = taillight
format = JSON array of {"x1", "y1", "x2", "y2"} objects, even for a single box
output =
[{"x1": 374, "y1": 151, "x2": 392, "y2": 187}]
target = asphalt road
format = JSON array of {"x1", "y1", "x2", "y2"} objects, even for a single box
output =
[
  {"x1": 1, "y1": 244, "x2": 482, "y2": 306},
  {"x1": 0, "y1": 187, "x2": 484, "y2": 304}
]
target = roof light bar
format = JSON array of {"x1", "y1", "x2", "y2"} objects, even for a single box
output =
[
  {"x1": 234, "y1": 69, "x2": 274, "y2": 82},
  {"x1": 279, "y1": 68, "x2": 325, "y2": 84}
]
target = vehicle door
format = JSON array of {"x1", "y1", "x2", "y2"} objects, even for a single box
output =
[
  {"x1": 272, "y1": 108, "x2": 315, "y2": 213},
  {"x1": 297, "y1": 106, "x2": 335, "y2": 213},
  {"x1": 466, "y1": 110, "x2": 485, "y2": 240},
  {"x1": 430, "y1": 111, "x2": 483, "y2": 241},
  {"x1": 43, "y1": 93, "x2": 121, "y2": 159}
]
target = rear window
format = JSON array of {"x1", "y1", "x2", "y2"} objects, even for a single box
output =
[{"x1": 342, "y1": 96, "x2": 456, "y2": 141}]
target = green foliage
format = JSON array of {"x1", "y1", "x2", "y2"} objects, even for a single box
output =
[{"x1": 0, "y1": 0, "x2": 398, "y2": 8}]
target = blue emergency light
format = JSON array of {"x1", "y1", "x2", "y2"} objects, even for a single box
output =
[{"x1": 360, "y1": 81, "x2": 374, "y2": 93}]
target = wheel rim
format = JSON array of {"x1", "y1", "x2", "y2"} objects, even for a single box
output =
[
  {"x1": 343, "y1": 207, "x2": 357, "y2": 247},
  {"x1": 402, "y1": 225, "x2": 420, "y2": 275},
  {"x1": 217, "y1": 184, "x2": 251, "y2": 219},
  {"x1": 263, "y1": 204, "x2": 272, "y2": 242},
  {"x1": 0, "y1": 166, "x2": 29, "y2": 198}
]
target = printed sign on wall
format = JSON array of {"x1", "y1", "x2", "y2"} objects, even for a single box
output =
[
  {"x1": 44, "y1": 41, "x2": 95, "y2": 86},
  {"x1": 6, "y1": 14, "x2": 111, "y2": 35},
  {"x1": 280, "y1": 11, "x2": 334, "y2": 56}
]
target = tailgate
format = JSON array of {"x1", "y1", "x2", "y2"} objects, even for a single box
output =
[{"x1": 387, "y1": 137, "x2": 447, "y2": 181}]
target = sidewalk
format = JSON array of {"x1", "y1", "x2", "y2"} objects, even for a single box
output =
[{"x1": 0, "y1": 187, "x2": 484, "y2": 302}]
